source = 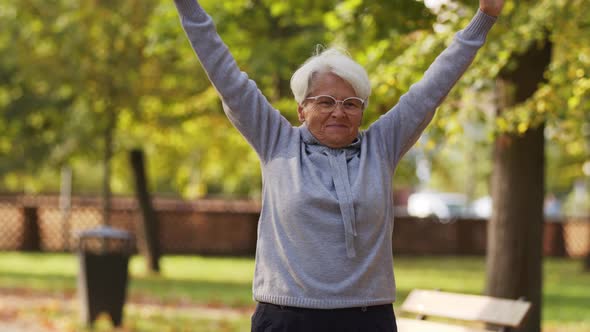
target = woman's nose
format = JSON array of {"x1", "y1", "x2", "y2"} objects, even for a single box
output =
[{"x1": 331, "y1": 103, "x2": 346, "y2": 117}]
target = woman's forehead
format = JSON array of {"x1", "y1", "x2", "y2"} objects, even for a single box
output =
[{"x1": 309, "y1": 72, "x2": 357, "y2": 98}]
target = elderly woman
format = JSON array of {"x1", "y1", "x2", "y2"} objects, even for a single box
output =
[{"x1": 173, "y1": 0, "x2": 503, "y2": 331}]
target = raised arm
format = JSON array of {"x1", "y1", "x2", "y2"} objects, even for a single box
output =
[
  {"x1": 173, "y1": 0, "x2": 294, "y2": 162},
  {"x1": 369, "y1": 5, "x2": 500, "y2": 166}
]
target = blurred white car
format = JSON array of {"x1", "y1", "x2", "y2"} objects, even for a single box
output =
[
  {"x1": 407, "y1": 192, "x2": 468, "y2": 222},
  {"x1": 470, "y1": 196, "x2": 492, "y2": 218},
  {"x1": 467, "y1": 195, "x2": 564, "y2": 220}
]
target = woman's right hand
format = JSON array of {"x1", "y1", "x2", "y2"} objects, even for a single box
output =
[{"x1": 479, "y1": 0, "x2": 504, "y2": 17}]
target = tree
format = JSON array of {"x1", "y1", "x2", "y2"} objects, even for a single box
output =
[
  {"x1": 482, "y1": 2, "x2": 589, "y2": 330},
  {"x1": 438, "y1": 1, "x2": 588, "y2": 330},
  {"x1": 130, "y1": 149, "x2": 161, "y2": 274},
  {"x1": 3, "y1": 0, "x2": 588, "y2": 231},
  {"x1": 69, "y1": 0, "x2": 161, "y2": 225},
  {"x1": 487, "y1": 39, "x2": 551, "y2": 332},
  {"x1": 329, "y1": 1, "x2": 589, "y2": 331},
  {"x1": 0, "y1": 1, "x2": 77, "y2": 192}
]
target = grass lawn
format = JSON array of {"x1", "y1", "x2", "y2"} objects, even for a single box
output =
[{"x1": 0, "y1": 252, "x2": 588, "y2": 331}]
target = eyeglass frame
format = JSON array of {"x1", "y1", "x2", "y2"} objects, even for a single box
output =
[{"x1": 303, "y1": 95, "x2": 366, "y2": 114}]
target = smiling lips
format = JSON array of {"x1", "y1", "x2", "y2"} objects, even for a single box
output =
[{"x1": 326, "y1": 123, "x2": 349, "y2": 129}]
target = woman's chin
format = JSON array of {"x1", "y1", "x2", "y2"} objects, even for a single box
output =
[{"x1": 321, "y1": 136, "x2": 354, "y2": 148}]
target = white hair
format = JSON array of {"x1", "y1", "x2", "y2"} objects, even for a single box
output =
[{"x1": 290, "y1": 48, "x2": 371, "y2": 105}]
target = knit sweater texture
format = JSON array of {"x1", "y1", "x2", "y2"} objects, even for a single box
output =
[{"x1": 174, "y1": 0, "x2": 496, "y2": 309}]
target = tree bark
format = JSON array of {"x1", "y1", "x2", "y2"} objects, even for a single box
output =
[
  {"x1": 130, "y1": 149, "x2": 161, "y2": 273},
  {"x1": 487, "y1": 127, "x2": 545, "y2": 332},
  {"x1": 586, "y1": 178, "x2": 590, "y2": 271},
  {"x1": 102, "y1": 112, "x2": 116, "y2": 227},
  {"x1": 486, "y1": 39, "x2": 552, "y2": 332}
]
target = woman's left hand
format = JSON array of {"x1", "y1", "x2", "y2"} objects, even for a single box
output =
[{"x1": 479, "y1": 0, "x2": 504, "y2": 17}]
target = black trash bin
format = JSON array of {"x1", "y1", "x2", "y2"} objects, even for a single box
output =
[{"x1": 77, "y1": 226, "x2": 133, "y2": 327}]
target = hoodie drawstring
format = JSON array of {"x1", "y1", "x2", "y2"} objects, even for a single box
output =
[{"x1": 326, "y1": 149, "x2": 357, "y2": 258}]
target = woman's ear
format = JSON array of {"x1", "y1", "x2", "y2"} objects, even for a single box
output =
[{"x1": 297, "y1": 104, "x2": 306, "y2": 123}]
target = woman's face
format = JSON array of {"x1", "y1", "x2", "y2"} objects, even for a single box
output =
[{"x1": 297, "y1": 72, "x2": 363, "y2": 148}]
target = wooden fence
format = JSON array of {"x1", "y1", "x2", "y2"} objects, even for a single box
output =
[{"x1": 0, "y1": 195, "x2": 588, "y2": 257}]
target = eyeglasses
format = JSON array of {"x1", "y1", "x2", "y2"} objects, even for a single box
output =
[{"x1": 304, "y1": 95, "x2": 365, "y2": 114}]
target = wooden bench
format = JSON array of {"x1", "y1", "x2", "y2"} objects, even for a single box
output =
[{"x1": 397, "y1": 289, "x2": 531, "y2": 332}]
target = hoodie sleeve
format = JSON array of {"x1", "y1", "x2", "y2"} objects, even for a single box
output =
[
  {"x1": 173, "y1": 0, "x2": 295, "y2": 162},
  {"x1": 368, "y1": 9, "x2": 497, "y2": 168}
]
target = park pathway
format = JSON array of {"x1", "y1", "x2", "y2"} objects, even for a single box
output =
[{"x1": 0, "y1": 292, "x2": 252, "y2": 331}]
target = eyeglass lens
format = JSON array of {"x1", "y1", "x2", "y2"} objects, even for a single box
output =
[{"x1": 312, "y1": 96, "x2": 363, "y2": 113}]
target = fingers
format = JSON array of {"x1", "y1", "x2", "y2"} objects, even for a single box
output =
[{"x1": 479, "y1": 0, "x2": 504, "y2": 17}]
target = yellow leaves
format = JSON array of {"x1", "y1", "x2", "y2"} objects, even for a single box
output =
[
  {"x1": 114, "y1": 38, "x2": 126, "y2": 53},
  {"x1": 0, "y1": 2, "x2": 16, "y2": 20},
  {"x1": 441, "y1": 116, "x2": 463, "y2": 136},
  {"x1": 0, "y1": 127, "x2": 10, "y2": 153},
  {"x1": 578, "y1": 51, "x2": 589, "y2": 64},
  {"x1": 425, "y1": 139, "x2": 436, "y2": 151},
  {"x1": 0, "y1": 89, "x2": 9, "y2": 108},
  {"x1": 497, "y1": 50, "x2": 511, "y2": 64},
  {"x1": 339, "y1": 0, "x2": 363, "y2": 12},
  {"x1": 574, "y1": 77, "x2": 590, "y2": 94},
  {"x1": 57, "y1": 85, "x2": 73, "y2": 99},
  {"x1": 53, "y1": 14, "x2": 74, "y2": 33},
  {"x1": 376, "y1": 84, "x2": 389, "y2": 96},
  {"x1": 496, "y1": 116, "x2": 509, "y2": 132},
  {"x1": 414, "y1": 136, "x2": 432, "y2": 151},
  {"x1": 269, "y1": 2, "x2": 289, "y2": 16},
  {"x1": 118, "y1": 110, "x2": 134, "y2": 131},
  {"x1": 324, "y1": 12, "x2": 341, "y2": 31},
  {"x1": 220, "y1": 0, "x2": 249, "y2": 14},
  {"x1": 28, "y1": 112, "x2": 45, "y2": 130},
  {"x1": 567, "y1": 77, "x2": 590, "y2": 111},
  {"x1": 496, "y1": 101, "x2": 546, "y2": 136},
  {"x1": 35, "y1": 40, "x2": 55, "y2": 57},
  {"x1": 503, "y1": 0, "x2": 516, "y2": 15},
  {"x1": 565, "y1": 141, "x2": 585, "y2": 156},
  {"x1": 139, "y1": 96, "x2": 163, "y2": 118},
  {"x1": 536, "y1": 100, "x2": 547, "y2": 113},
  {"x1": 4, "y1": 173, "x2": 21, "y2": 191},
  {"x1": 567, "y1": 66, "x2": 584, "y2": 80},
  {"x1": 26, "y1": 19, "x2": 44, "y2": 36},
  {"x1": 325, "y1": 0, "x2": 362, "y2": 30},
  {"x1": 567, "y1": 95, "x2": 580, "y2": 109},
  {"x1": 182, "y1": 179, "x2": 207, "y2": 199}
]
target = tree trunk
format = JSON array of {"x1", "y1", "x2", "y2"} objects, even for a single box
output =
[
  {"x1": 102, "y1": 116, "x2": 114, "y2": 227},
  {"x1": 130, "y1": 149, "x2": 161, "y2": 274},
  {"x1": 486, "y1": 39, "x2": 552, "y2": 332},
  {"x1": 487, "y1": 127, "x2": 545, "y2": 331},
  {"x1": 101, "y1": 109, "x2": 119, "y2": 229},
  {"x1": 586, "y1": 177, "x2": 590, "y2": 271}
]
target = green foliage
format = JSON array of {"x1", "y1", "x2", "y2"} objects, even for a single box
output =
[
  {"x1": 0, "y1": 1, "x2": 73, "y2": 179},
  {"x1": 1, "y1": 0, "x2": 589, "y2": 198},
  {"x1": 492, "y1": 0, "x2": 589, "y2": 194},
  {"x1": 366, "y1": 0, "x2": 589, "y2": 195}
]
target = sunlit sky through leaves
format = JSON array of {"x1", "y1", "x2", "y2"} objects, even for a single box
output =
[{"x1": 424, "y1": 0, "x2": 449, "y2": 10}]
